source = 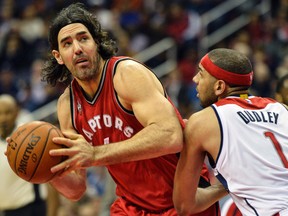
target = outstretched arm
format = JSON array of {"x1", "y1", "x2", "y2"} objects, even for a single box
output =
[{"x1": 173, "y1": 107, "x2": 227, "y2": 215}]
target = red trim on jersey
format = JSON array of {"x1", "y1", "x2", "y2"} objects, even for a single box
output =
[
  {"x1": 226, "y1": 202, "x2": 242, "y2": 216},
  {"x1": 214, "y1": 96, "x2": 277, "y2": 109},
  {"x1": 200, "y1": 54, "x2": 253, "y2": 86}
]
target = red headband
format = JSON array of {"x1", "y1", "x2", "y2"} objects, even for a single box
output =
[{"x1": 200, "y1": 54, "x2": 253, "y2": 86}]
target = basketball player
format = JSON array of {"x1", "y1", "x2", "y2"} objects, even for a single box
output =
[
  {"x1": 219, "y1": 72, "x2": 288, "y2": 216},
  {"x1": 39, "y1": 3, "x2": 220, "y2": 215},
  {"x1": 173, "y1": 48, "x2": 288, "y2": 215},
  {"x1": 0, "y1": 94, "x2": 60, "y2": 216},
  {"x1": 216, "y1": 72, "x2": 288, "y2": 216}
]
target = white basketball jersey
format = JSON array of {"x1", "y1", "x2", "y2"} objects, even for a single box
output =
[{"x1": 212, "y1": 96, "x2": 288, "y2": 216}]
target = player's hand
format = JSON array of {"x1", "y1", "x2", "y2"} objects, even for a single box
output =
[{"x1": 49, "y1": 131, "x2": 95, "y2": 174}]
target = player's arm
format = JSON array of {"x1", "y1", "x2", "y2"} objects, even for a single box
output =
[
  {"x1": 46, "y1": 183, "x2": 60, "y2": 216},
  {"x1": 50, "y1": 59, "x2": 183, "y2": 171},
  {"x1": 173, "y1": 107, "x2": 227, "y2": 215},
  {"x1": 49, "y1": 88, "x2": 87, "y2": 201},
  {"x1": 91, "y1": 59, "x2": 183, "y2": 164}
]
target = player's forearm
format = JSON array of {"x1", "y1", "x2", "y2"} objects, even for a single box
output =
[
  {"x1": 49, "y1": 170, "x2": 87, "y2": 201},
  {"x1": 92, "y1": 120, "x2": 183, "y2": 165},
  {"x1": 194, "y1": 184, "x2": 228, "y2": 212},
  {"x1": 132, "y1": 119, "x2": 183, "y2": 155},
  {"x1": 175, "y1": 184, "x2": 227, "y2": 215},
  {"x1": 46, "y1": 184, "x2": 60, "y2": 216}
]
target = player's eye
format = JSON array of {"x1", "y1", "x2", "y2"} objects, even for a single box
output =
[
  {"x1": 80, "y1": 36, "x2": 88, "y2": 42},
  {"x1": 64, "y1": 41, "x2": 72, "y2": 47}
]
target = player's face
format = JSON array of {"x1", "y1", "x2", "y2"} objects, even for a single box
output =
[
  {"x1": 0, "y1": 101, "x2": 17, "y2": 138},
  {"x1": 193, "y1": 64, "x2": 218, "y2": 108},
  {"x1": 53, "y1": 23, "x2": 100, "y2": 81}
]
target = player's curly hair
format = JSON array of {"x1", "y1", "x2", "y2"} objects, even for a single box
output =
[{"x1": 41, "y1": 3, "x2": 118, "y2": 86}]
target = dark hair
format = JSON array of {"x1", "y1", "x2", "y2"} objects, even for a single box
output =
[
  {"x1": 208, "y1": 48, "x2": 252, "y2": 75},
  {"x1": 41, "y1": 3, "x2": 118, "y2": 86}
]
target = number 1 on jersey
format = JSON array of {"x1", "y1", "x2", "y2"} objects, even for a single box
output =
[{"x1": 264, "y1": 131, "x2": 288, "y2": 168}]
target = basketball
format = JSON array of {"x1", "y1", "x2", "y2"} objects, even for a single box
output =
[{"x1": 6, "y1": 121, "x2": 65, "y2": 184}]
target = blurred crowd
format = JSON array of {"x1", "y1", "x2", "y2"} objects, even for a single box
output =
[
  {"x1": 2, "y1": 0, "x2": 288, "y2": 215},
  {"x1": 1, "y1": 0, "x2": 288, "y2": 118}
]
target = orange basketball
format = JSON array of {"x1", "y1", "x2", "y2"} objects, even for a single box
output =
[{"x1": 6, "y1": 121, "x2": 65, "y2": 184}]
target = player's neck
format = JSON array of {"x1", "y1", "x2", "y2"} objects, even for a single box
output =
[
  {"x1": 219, "y1": 86, "x2": 250, "y2": 100},
  {"x1": 77, "y1": 59, "x2": 105, "y2": 100},
  {"x1": 226, "y1": 87, "x2": 249, "y2": 97}
]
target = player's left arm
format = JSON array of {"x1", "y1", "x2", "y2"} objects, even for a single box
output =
[
  {"x1": 46, "y1": 183, "x2": 60, "y2": 216},
  {"x1": 97, "y1": 59, "x2": 183, "y2": 162},
  {"x1": 50, "y1": 60, "x2": 183, "y2": 169},
  {"x1": 173, "y1": 108, "x2": 227, "y2": 215},
  {"x1": 49, "y1": 88, "x2": 87, "y2": 201}
]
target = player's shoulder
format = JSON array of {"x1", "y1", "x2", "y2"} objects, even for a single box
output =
[
  {"x1": 185, "y1": 106, "x2": 221, "y2": 155},
  {"x1": 189, "y1": 107, "x2": 215, "y2": 123},
  {"x1": 114, "y1": 58, "x2": 157, "y2": 90},
  {"x1": 116, "y1": 57, "x2": 139, "y2": 67},
  {"x1": 57, "y1": 87, "x2": 70, "y2": 108},
  {"x1": 186, "y1": 107, "x2": 216, "y2": 133},
  {"x1": 116, "y1": 58, "x2": 150, "y2": 74},
  {"x1": 59, "y1": 87, "x2": 70, "y2": 99}
]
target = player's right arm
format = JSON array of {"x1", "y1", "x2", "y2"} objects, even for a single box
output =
[
  {"x1": 49, "y1": 87, "x2": 87, "y2": 201},
  {"x1": 173, "y1": 107, "x2": 227, "y2": 215}
]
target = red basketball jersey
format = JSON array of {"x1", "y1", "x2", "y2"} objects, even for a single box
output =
[{"x1": 70, "y1": 56, "x2": 183, "y2": 211}]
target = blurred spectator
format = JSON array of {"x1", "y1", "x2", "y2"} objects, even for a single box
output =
[
  {"x1": 0, "y1": 64, "x2": 20, "y2": 99},
  {"x1": 230, "y1": 31, "x2": 252, "y2": 57},
  {"x1": 165, "y1": 3, "x2": 189, "y2": 44},
  {"x1": 0, "y1": 30, "x2": 31, "y2": 76},
  {"x1": 18, "y1": 4, "x2": 45, "y2": 44},
  {"x1": 275, "y1": 54, "x2": 288, "y2": 78},
  {"x1": 163, "y1": 67, "x2": 199, "y2": 118},
  {"x1": 275, "y1": 8, "x2": 288, "y2": 43},
  {"x1": 251, "y1": 48, "x2": 273, "y2": 97},
  {"x1": 178, "y1": 47, "x2": 198, "y2": 83},
  {"x1": 275, "y1": 74, "x2": 288, "y2": 105},
  {"x1": 18, "y1": 3, "x2": 48, "y2": 61},
  {"x1": 245, "y1": 11, "x2": 267, "y2": 46},
  {"x1": 20, "y1": 58, "x2": 61, "y2": 112},
  {"x1": 0, "y1": 0, "x2": 16, "y2": 52}
]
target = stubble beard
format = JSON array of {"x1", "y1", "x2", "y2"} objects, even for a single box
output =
[
  {"x1": 200, "y1": 93, "x2": 218, "y2": 108},
  {"x1": 76, "y1": 54, "x2": 101, "y2": 81}
]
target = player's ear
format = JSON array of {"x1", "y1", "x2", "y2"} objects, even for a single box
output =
[
  {"x1": 214, "y1": 80, "x2": 226, "y2": 96},
  {"x1": 52, "y1": 50, "x2": 64, "y2": 65}
]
